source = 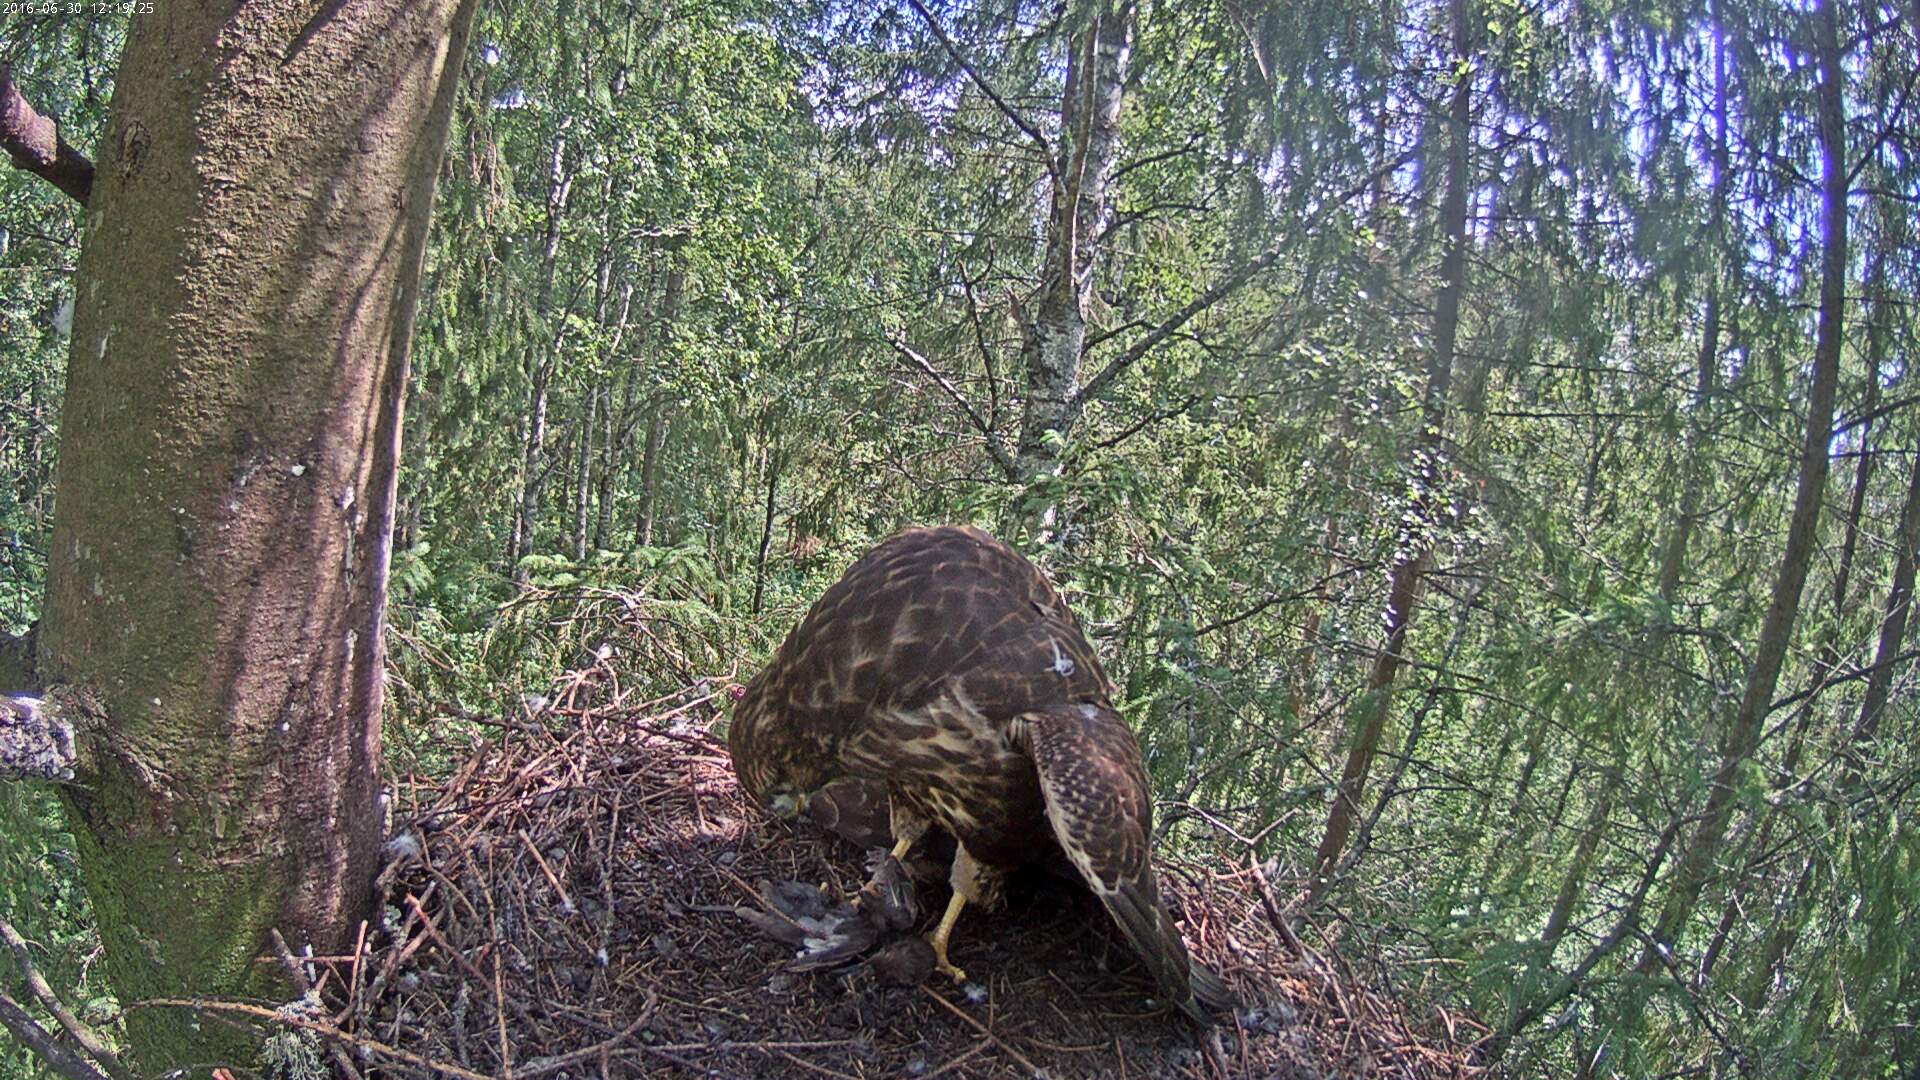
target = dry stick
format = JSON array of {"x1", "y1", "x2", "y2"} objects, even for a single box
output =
[
  {"x1": 365, "y1": 882, "x2": 438, "y2": 1004},
  {"x1": 920, "y1": 986, "x2": 1044, "y2": 1078},
  {"x1": 269, "y1": 928, "x2": 365, "y2": 1080},
  {"x1": 517, "y1": 997, "x2": 656, "y2": 1079},
  {"x1": 773, "y1": 1049, "x2": 860, "y2": 1080},
  {"x1": 600, "y1": 790, "x2": 623, "y2": 967},
  {"x1": 486, "y1": 845, "x2": 515, "y2": 1080},
  {"x1": 136, "y1": 999, "x2": 498, "y2": 1080},
  {"x1": 0, "y1": 918, "x2": 134, "y2": 1080},
  {"x1": 342, "y1": 919, "x2": 369, "y2": 1025},
  {"x1": 405, "y1": 892, "x2": 492, "y2": 987},
  {"x1": 923, "y1": 1040, "x2": 992, "y2": 1079},
  {"x1": 518, "y1": 830, "x2": 579, "y2": 913},
  {"x1": 1244, "y1": 859, "x2": 1317, "y2": 969}
]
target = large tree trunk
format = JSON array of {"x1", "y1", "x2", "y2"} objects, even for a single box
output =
[
  {"x1": 1306, "y1": 0, "x2": 1471, "y2": 905},
  {"x1": 35, "y1": 1, "x2": 474, "y2": 1069},
  {"x1": 1011, "y1": 1, "x2": 1131, "y2": 498},
  {"x1": 1634, "y1": 0, "x2": 1847, "y2": 977}
]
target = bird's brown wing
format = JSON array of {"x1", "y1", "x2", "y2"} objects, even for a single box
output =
[{"x1": 1017, "y1": 704, "x2": 1237, "y2": 1023}]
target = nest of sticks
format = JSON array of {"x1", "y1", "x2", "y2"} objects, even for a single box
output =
[{"x1": 271, "y1": 657, "x2": 1485, "y2": 1080}]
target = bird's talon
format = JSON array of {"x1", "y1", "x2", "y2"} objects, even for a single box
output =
[{"x1": 936, "y1": 960, "x2": 968, "y2": 983}]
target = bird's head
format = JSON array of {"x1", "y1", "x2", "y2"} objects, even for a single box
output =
[{"x1": 727, "y1": 679, "x2": 834, "y2": 819}]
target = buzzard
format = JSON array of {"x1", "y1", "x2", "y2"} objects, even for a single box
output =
[{"x1": 729, "y1": 525, "x2": 1235, "y2": 1022}]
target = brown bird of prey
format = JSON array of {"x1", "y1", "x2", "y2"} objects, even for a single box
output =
[{"x1": 729, "y1": 525, "x2": 1236, "y2": 1022}]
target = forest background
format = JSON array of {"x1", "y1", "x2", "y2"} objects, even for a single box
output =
[{"x1": 1, "y1": 0, "x2": 1915, "y2": 1077}]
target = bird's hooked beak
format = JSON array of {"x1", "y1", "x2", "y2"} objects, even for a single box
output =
[{"x1": 768, "y1": 788, "x2": 810, "y2": 821}]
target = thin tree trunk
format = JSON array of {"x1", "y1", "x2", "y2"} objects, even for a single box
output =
[
  {"x1": 511, "y1": 363, "x2": 553, "y2": 572},
  {"x1": 1830, "y1": 257, "x2": 1884, "y2": 617},
  {"x1": 1634, "y1": 0, "x2": 1848, "y2": 976},
  {"x1": 1741, "y1": 402, "x2": 1920, "y2": 1010},
  {"x1": 1541, "y1": 766, "x2": 1619, "y2": 948},
  {"x1": 592, "y1": 277, "x2": 636, "y2": 551},
  {"x1": 1655, "y1": 3, "x2": 1732, "y2": 607},
  {"x1": 1851, "y1": 440, "x2": 1920, "y2": 758},
  {"x1": 508, "y1": 126, "x2": 574, "y2": 576},
  {"x1": 1696, "y1": 698, "x2": 1821, "y2": 984},
  {"x1": 633, "y1": 407, "x2": 669, "y2": 548},
  {"x1": 752, "y1": 447, "x2": 781, "y2": 615},
  {"x1": 1307, "y1": 0, "x2": 1471, "y2": 906},
  {"x1": 572, "y1": 387, "x2": 596, "y2": 561},
  {"x1": 1701, "y1": 271, "x2": 1889, "y2": 991},
  {"x1": 594, "y1": 381, "x2": 618, "y2": 551},
  {"x1": 1011, "y1": 2, "x2": 1132, "y2": 498},
  {"x1": 35, "y1": 1, "x2": 475, "y2": 1067}
]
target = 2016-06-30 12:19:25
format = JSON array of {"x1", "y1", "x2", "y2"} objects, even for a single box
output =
[{"x1": 5, "y1": 2, "x2": 152, "y2": 14}]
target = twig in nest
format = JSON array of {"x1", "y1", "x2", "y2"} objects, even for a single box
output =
[
  {"x1": 134, "y1": 998, "x2": 498, "y2": 1080},
  {"x1": 921, "y1": 985, "x2": 1045, "y2": 1078},
  {"x1": 405, "y1": 891, "x2": 491, "y2": 987},
  {"x1": 1245, "y1": 859, "x2": 1312, "y2": 962},
  {"x1": 773, "y1": 1049, "x2": 861, "y2": 1080},
  {"x1": 269, "y1": 928, "x2": 364, "y2": 1080},
  {"x1": 517, "y1": 830, "x2": 578, "y2": 914},
  {"x1": 517, "y1": 992, "x2": 656, "y2": 1078}
]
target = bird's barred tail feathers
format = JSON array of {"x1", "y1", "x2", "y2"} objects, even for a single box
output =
[{"x1": 1018, "y1": 705, "x2": 1238, "y2": 1024}]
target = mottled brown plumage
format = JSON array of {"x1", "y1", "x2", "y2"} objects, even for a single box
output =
[{"x1": 729, "y1": 525, "x2": 1235, "y2": 1022}]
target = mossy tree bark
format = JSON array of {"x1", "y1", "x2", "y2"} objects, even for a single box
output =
[{"x1": 35, "y1": 1, "x2": 476, "y2": 1070}]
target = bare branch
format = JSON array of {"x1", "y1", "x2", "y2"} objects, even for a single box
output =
[
  {"x1": 0, "y1": 920, "x2": 134, "y2": 1080},
  {"x1": 1846, "y1": 61, "x2": 1919, "y2": 186},
  {"x1": 1767, "y1": 646, "x2": 1920, "y2": 715},
  {"x1": 903, "y1": 0, "x2": 1058, "y2": 186},
  {"x1": 1084, "y1": 393, "x2": 1201, "y2": 455},
  {"x1": 1072, "y1": 240, "x2": 1287, "y2": 410},
  {"x1": 1486, "y1": 817, "x2": 1681, "y2": 1062},
  {"x1": 889, "y1": 337, "x2": 1017, "y2": 478},
  {"x1": 1071, "y1": 147, "x2": 1420, "y2": 414},
  {"x1": 0, "y1": 992, "x2": 112, "y2": 1080},
  {"x1": 1836, "y1": 388, "x2": 1920, "y2": 435},
  {"x1": 0, "y1": 65, "x2": 94, "y2": 205},
  {"x1": 1194, "y1": 564, "x2": 1368, "y2": 638}
]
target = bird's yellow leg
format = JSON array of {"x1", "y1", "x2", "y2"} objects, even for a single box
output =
[
  {"x1": 886, "y1": 794, "x2": 930, "y2": 861},
  {"x1": 927, "y1": 889, "x2": 969, "y2": 983}
]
